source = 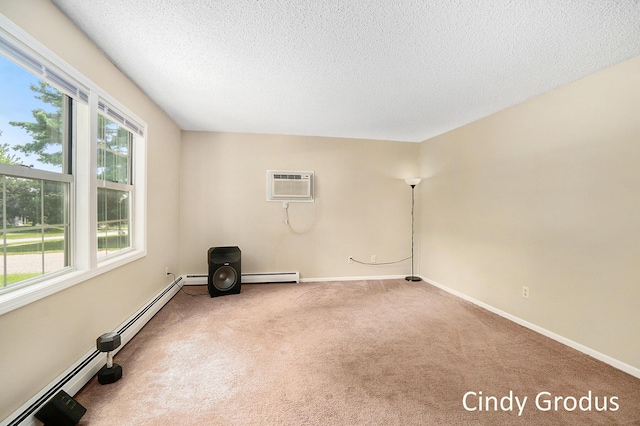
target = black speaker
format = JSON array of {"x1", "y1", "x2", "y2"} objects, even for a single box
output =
[
  {"x1": 35, "y1": 390, "x2": 86, "y2": 426},
  {"x1": 208, "y1": 246, "x2": 241, "y2": 297}
]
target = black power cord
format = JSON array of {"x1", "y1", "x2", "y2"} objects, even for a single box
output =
[
  {"x1": 350, "y1": 256, "x2": 412, "y2": 266},
  {"x1": 167, "y1": 272, "x2": 209, "y2": 297}
]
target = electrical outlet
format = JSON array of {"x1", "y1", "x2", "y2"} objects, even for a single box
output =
[
  {"x1": 522, "y1": 286, "x2": 529, "y2": 299},
  {"x1": 348, "y1": 256, "x2": 354, "y2": 264},
  {"x1": 371, "y1": 255, "x2": 377, "y2": 263}
]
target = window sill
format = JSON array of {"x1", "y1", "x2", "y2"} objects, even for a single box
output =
[{"x1": 0, "y1": 249, "x2": 146, "y2": 316}]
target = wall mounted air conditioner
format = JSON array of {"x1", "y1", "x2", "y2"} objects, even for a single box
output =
[{"x1": 267, "y1": 170, "x2": 314, "y2": 202}]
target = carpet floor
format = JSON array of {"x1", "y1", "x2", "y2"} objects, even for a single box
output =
[{"x1": 75, "y1": 279, "x2": 640, "y2": 425}]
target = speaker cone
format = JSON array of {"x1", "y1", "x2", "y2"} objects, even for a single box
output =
[{"x1": 213, "y1": 265, "x2": 237, "y2": 291}]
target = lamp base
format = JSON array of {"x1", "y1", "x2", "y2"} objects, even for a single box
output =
[{"x1": 405, "y1": 276, "x2": 422, "y2": 282}]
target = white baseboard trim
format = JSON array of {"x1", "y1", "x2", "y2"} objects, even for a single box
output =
[
  {"x1": 300, "y1": 274, "x2": 406, "y2": 283},
  {"x1": 183, "y1": 273, "x2": 407, "y2": 285},
  {"x1": 244, "y1": 272, "x2": 299, "y2": 283},
  {"x1": 182, "y1": 274, "x2": 207, "y2": 285},
  {"x1": 420, "y1": 275, "x2": 640, "y2": 379},
  {"x1": 2, "y1": 277, "x2": 182, "y2": 426}
]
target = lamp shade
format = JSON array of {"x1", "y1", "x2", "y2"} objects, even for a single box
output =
[{"x1": 404, "y1": 178, "x2": 422, "y2": 186}]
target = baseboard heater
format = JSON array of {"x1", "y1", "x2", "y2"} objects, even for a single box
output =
[
  {"x1": 183, "y1": 272, "x2": 299, "y2": 285},
  {"x1": 2, "y1": 277, "x2": 183, "y2": 426},
  {"x1": 243, "y1": 272, "x2": 299, "y2": 283}
]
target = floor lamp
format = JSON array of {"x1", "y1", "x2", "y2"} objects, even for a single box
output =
[{"x1": 405, "y1": 178, "x2": 422, "y2": 282}]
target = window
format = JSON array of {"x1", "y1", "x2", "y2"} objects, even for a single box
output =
[
  {"x1": 0, "y1": 54, "x2": 73, "y2": 288},
  {"x1": 97, "y1": 114, "x2": 133, "y2": 258},
  {"x1": 0, "y1": 15, "x2": 146, "y2": 314}
]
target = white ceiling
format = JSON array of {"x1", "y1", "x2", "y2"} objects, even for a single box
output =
[{"x1": 51, "y1": 0, "x2": 640, "y2": 143}]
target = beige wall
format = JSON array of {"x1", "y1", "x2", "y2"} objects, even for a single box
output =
[
  {"x1": 180, "y1": 132, "x2": 420, "y2": 278},
  {"x1": 418, "y1": 55, "x2": 640, "y2": 370},
  {"x1": 0, "y1": 0, "x2": 182, "y2": 419}
]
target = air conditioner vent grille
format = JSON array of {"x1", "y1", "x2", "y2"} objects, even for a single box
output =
[
  {"x1": 274, "y1": 174, "x2": 303, "y2": 180},
  {"x1": 267, "y1": 170, "x2": 314, "y2": 202}
]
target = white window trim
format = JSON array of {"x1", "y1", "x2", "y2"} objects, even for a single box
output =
[
  {"x1": 0, "y1": 164, "x2": 74, "y2": 183},
  {"x1": 0, "y1": 14, "x2": 147, "y2": 316}
]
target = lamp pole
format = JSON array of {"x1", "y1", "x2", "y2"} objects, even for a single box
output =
[{"x1": 404, "y1": 178, "x2": 421, "y2": 282}]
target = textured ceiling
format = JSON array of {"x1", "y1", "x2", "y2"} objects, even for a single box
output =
[{"x1": 51, "y1": 0, "x2": 640, "y2": 143}]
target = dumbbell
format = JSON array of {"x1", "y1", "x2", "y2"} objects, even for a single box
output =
[{"x1": 96, "y1": 332, "x2": 122, "y2": 384}]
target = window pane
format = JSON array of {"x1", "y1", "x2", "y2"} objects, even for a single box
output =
[
  {"x1": 0, "y1": 177, "x2": 70, "y2": 288},
  {"x1": 97, "y1": 115, "x2": 131, "y2": 184},
  {"x1": 2, "y1": 229, "x2": 44, "y2": 285},
  {"x1": 0, "y1": 237, "x2": 4, "y2": 287},
  {"x1": 0, "y1": 176, "x2": 3, "y2": 225},
  {"x1": 44, "y1": 225, "x2": 68, "y2": 274},
  {"x1": 97, "y1": 188, "x2": 130, "y2": 257},
  {"x1": 5, "y1": 177, "x2": 41, "y2": 228},
  {"x1": 0, "y1": 55, "x2": 66, "y2": 173},
  {"x1": 43, "y1": 181, "x2": 67, "y2": 225}
]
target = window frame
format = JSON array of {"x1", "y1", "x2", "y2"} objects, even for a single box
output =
[
  {"x1": 96, "y1": 104, "x2": 136, "y2": 259},
  {"x1": 0, "y1": 14, "x2": 147, "y2": 315}
]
